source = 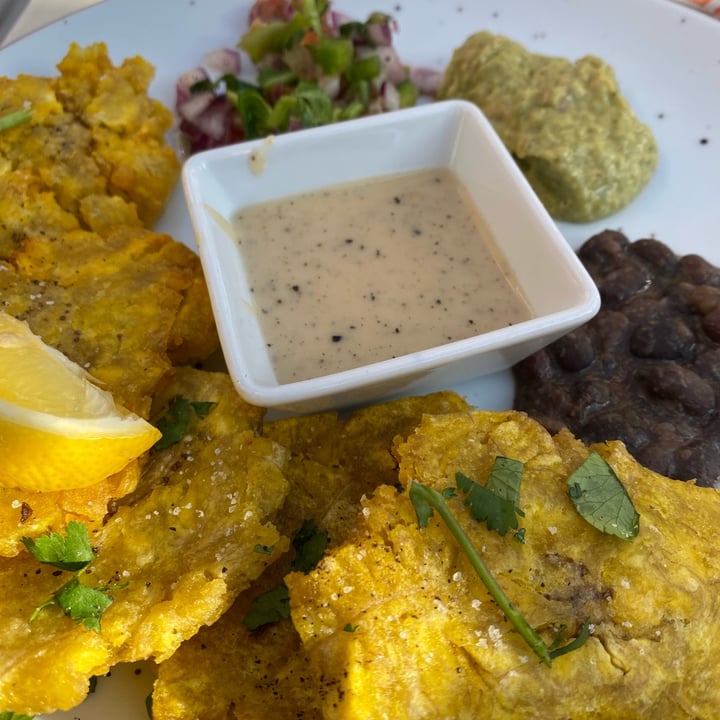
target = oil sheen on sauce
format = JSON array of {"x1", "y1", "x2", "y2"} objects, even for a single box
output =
[{"x1": 234, "y1": 167, "x2": 533, "y2": 383}]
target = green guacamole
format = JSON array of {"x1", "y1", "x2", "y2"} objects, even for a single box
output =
[{"x1": 438, "y1": 32, "x2": 658, "y2": 222}]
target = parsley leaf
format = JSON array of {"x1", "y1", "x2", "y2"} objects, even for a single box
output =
[
  {"x1": 567, "y1": 452, "x2": 640, "y2": 540},
  {"x1": 22, "y1": 520, "x2": 94, "y2": 571},
  {"x1": 154, "y1": 395, "x2": 216, "y2": 449},
  {"x1": 456, "y1": 457, "x2": 525, "y2": 536},
  {"x1": 243, "y1": 583, "x2": 291, "y2": 631}
]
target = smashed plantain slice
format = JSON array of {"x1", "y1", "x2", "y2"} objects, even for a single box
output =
[
  {"x1": 0, "y1": 368, "x2": 290, "y2": 716},
  {"x1": 285, "y1": 410, "x2": 720, "y2": 720}
]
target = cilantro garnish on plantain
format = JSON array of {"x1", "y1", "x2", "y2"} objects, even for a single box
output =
[
  {"x1": 567, "y1": 452, "x2": 640, "y2": 539},
  {"x1": 410, "y1": 452, "x2": 640, "y2": 666},
  {"x1": 0, "y1": 107, "x2": 31, "y2": 132},
  {"x1": 456, "y1": 456, "x2": 525, "y2": 536},
  {"x1": 22, "y1": 521, "x2": 126, "y2": 632},
  {"x1": 243, "y1": 520, "x2": 329, "y2": 631},
  {"x1": 153, "y1": 394, "x2": 216, "y2": 449},
  {"x1": 410, "y1": 459, "x2": 591, "y2": 667}
]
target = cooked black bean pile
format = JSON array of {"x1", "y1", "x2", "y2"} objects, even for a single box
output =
[{"x1": 513, "y1": 230, "x2": 720, "y2": 487}]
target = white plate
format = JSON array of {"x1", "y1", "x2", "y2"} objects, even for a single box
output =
[{"x1": 0, "y1": 0, "x2": 718, "y2": 717}]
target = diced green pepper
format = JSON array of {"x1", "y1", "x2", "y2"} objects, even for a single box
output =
[
  {"x1": 343, "y1": 54, "x2": 382, "y2": 84},
  {"x1": 396, "y1": 80, "x2": 419, "y2": 108},
  {"x1": 228, "y1": 88, "x2": 271, "y2": 139},
  {"x1": 310, "y1": 36, "x2": 354, "y2": 75}
]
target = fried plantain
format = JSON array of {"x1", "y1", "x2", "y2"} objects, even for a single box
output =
[{"x1": 286, "y1": 410, "x2": 720, "y2": 720}]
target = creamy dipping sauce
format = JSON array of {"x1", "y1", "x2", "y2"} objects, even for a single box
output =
[{"x1": 234, "y1": 167, "x2": 533, "y2": 383}]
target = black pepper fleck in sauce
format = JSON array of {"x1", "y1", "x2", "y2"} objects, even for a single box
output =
[{"x1": 234, "y1": 168, "x2": 532, "y2": 382}]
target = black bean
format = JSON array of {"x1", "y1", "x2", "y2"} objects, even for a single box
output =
[
  {"x1": 553, "y1": 329, "x2": 594, "y2": 371},
  {"x1": 578, "y1": 230, "x2": 630, "y2": 269},
  {"x1": 514, "y1": 348, "x2": 555, "y2": 382},
  {"x1": 628, "y1": 238, "x2": 678, "y2": 275},
  {"x1": 580, "y1": 410, "x2": 650, "y2": 451},
  {"x1": 678, "y1": 254, "x2": 720, "y2": 287},
  {"x1": 674, "y1": 435, "x2": 720, "y2": 487},
  {"x1": 597, "y1": 265, "x2": 651, "y2": 306},
  {"x1": 629, "y1": 317, "x2": 695, "y2": 360},
  {"x1": 591, "y1": 310, "x2": 630, "y2": 358},
  {"x1": 637, "y1": 364, "x2": 715, "y2": 417},
  {"x1": 687, "y1": 285, "x2": 720, "y2": 315},
  {"x1": 701, "y1": 307, "x2": 720, "y2": 342},
  {"x1": 694, "y1": 348, "x2": 720, "y2": 382}
]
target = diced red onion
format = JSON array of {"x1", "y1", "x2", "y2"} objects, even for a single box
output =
[
  {"x1": 376, "y1": 45, "x2": 406, "y2": 84},
  {"x1": 409, "y1": 66, "x2": 445, "y2": 95},
  {"x1": 367, "y1": 20, "x2": 393, "y2": 47},
  {"x1": 177, "y1": 90, "x2": 216, "y2": 123},
  {"x1": 176, "y1": 66, "x2": 210, "y2": 104},
  {"x1": 181, "y1": 96, "x2": 239, "y2": 146},
  {"x1": 325, "y1": 10, "x2": 353, "y2": 36},
  {"x1": 202, "y1": 48, "x2": 242, "y2": 75}
]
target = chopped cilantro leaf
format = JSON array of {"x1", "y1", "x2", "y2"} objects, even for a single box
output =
[
  {"x1": 33, "y1": 577, "x2": 115, "y2": 632},
  {"x1": 0, "y1": 712, "x2": 35, "y2": 720},
  {"x1": 567, "y1": 452, "x2": 640, "y2": 539},
  {"x1": 22, "y1": 520, "x2": 94, "y2": 571},
  {"x1": 549, "y1": 618, "x2": 592, "y2": 660},
  {"x1": 154, "y1": 395, "x2": 216, "y2": 449},
  {"x1": 29, "y1": 576, "x2": 126, "y2": 633},
  {"x1": 409, "y1": 478, "x2": 589, "y2": 666},
  {"x1": 291, "y1": 520, "x2": 329, "y2": 573},
  {"x1": 24, "y1": 523, "x2": 125, "y2": 632},
  {"x1": 243, "y1": 520, "x2": 329, "y2": 630},
  {"x1": 456, "y1": 456, "x2": 525, "y2": 536},
  {"x1": 254, "y1": 543, "x2": 275, "y2": 555},
  {"x1": 343, "y1": 623, "x2": 359, "y2": 633},
  {"x1": 243, "y1": 583, "x2": 291, "y2": 631}
]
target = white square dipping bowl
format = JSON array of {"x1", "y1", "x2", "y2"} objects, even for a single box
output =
[{"x1": 182, "y1": 99, "x2": 600, "y2": 413}]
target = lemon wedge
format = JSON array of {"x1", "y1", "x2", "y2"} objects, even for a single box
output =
[{"x1": 0, "y1": 312, "x2": 161, "y2": 491}]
